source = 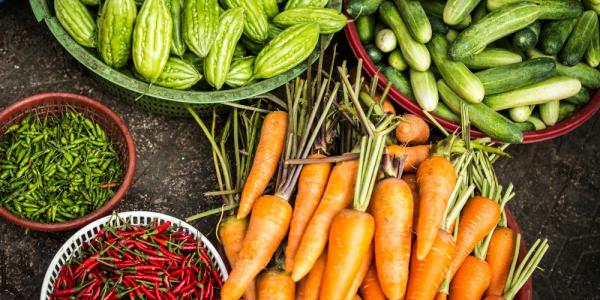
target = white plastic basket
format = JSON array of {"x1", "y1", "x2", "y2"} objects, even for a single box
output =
[{"x1": 40, "y1": 211, "x2": 228, "y2": 300}]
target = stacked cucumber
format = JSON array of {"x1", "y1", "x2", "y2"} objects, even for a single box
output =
[
  {"x1": 349, "y1": 0, "x2": 600, "y2": 143},
  {"x1": 54, "y1": 0, "x2": 347, "y2": 91}
]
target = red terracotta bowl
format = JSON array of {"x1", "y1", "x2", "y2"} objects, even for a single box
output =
[
  {"x1": 0, "y1": 93, "x2": 136, "y2": 232},
  {"x1": 344, "y1": 20, "x2": 600, "y2": 144}
]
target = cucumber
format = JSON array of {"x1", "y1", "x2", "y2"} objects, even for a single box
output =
[
  {"x1": 365, "y1": 44, "x2": 384, "y2": 63},
  {"x1": 539, "y1": 18, "x2": 577, "y2": 55},
  {"x1": 388, "y1": 49, "x2": 408, "y2": 71},
  {"x1": 558, "y1": 102, "x2": 578, "y2": 121},
  {"x1": 539, "y1": 100, "x2": 560, "y2": 126},
  {"x1": 565, "y1": 88, "x2": 590, "y2": 105},
  {"x1": 585, "y1": 20, "x2": 600, "y2": 67},
  {"x1": 420, "y1": 0, "x2": 472, "y2": 29},
  {"x1": 509, "y1": 105, "x2": 533, "y2": 122},
  {"x1": 383, "y1": 67, "x2": 414, "y2": 99},
  {"x1": 410, "y1": 69, "x2": 438, "y2": 111},
  {"x1": 428, "y1": 34, "x2": 485, "y2": 103},
  {"x1": 428, "y1": 15, "x2": 448, "y2": 35},
  {"x1": 526, "y1": 115, "x2": 546, "y2": 130},
  {"x1": 446, "y1": 29, "x2": 459, "y2": 42},
  {"x1": 483, "y1": 76, "x2": 581, "y2": 110},
  {"x1": 584, "y1": 0, "x2": 600, "y2": 14},
  {"x1": 379, "y1": 1, "x2": 431, "y2": 71},
  {"x1": 560, "y1": 11, "x2": 598, "y2": 66},
  {"x1": 529, "y1": 48, "x2": 600, "y2": 88},
  {"x1": 487, "y1": 0, "x2": 583, "y2": 20},
  {"x1": 433, "y1": 101, "x2": 461, "y2": 123},
  {"x1": 514, "y1": 121, "x2": 535, "y2": 132},
  {"x1": 449, "y1": 3, "x2": 541, "y2": 61},
  {"x1": 462, "y1": 48, "x2": 523, "y2": 70},
  {"x1": 357, "y1": 15, "x2": 376, "y2": 43},
  {"x1": 346, "y1": 0, "x2": 383, "y2": 17},
  {"x1": 513, "y1": 21, "x2": 541, "y2": 52},
  {"x1": 375, "y1": 29, "x2": 397, "y2": 53},
  {"x1": 438, "y1": 79, "x2": 523, "y2": 143},
  {"x1": 444, "y1": 0, "x2": 480, "y2": 26},
  {"x1": 472, "y1": 1, "x2": 488, "y2": 23},
  {"x1": 396, "y1": 0, "x2": 432, "y2": 43},
  {"x1": 475, "y1": 57, "x2": 556, "y2": 95}
]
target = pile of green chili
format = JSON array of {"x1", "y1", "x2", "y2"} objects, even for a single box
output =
[{"x1": 0, "y1": 111, "x2": 122, "y2": 223}]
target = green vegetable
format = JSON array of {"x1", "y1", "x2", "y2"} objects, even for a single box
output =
[
  {"x1": 443, "y1": 0, "x2": 480, "y2": 26},
  {"x1": 428, "y1": 15, "x2": 448, "y2": 35},
  {"x1": 346, "y1": 0, "x2": 383, "y2": 18},
  {"x1": 438, "y1": 79, "x2": 523, "y2": 143},
  {"x1": 584, "y1": 0, "x2": 600, "y2": 14},
  {"x1": 526, "y1": 115, "x2": 546, "y2": 130},
  {"x1": 80, "y1": 0, "x2": 100, "y2": 5},
  {"x1": 483, "y1": 76, "x2": 581, "y2": 110},
  {"x1": 446, "y1": 29, "x2": 459, "y2": 42},
  {"x1": 565, "y1": 88, "x2": 590, "y2": 105},
  {"x1": 262, "y1": 0, "x2": 280, "y2": 18},
  {"x1": 558, "y1": 102, "x2": 578, "y2": 121},
  {"x1": 487, "y1": 0, "x2": 583, "y2": 20},
  {"x1": 539, "y1": 100, "x2": 560, "y2": 126},
  {"x1": 365, "y1": 44, "x2": 384, "y2": 63},
  {"x1": 226, "y1": 57, "x2": 256, "y2": 87},
  {"x1": 285, "y1": 0, "x2": 328, "y2": 10},
  {"x1": 379, "y1": 1, "x2": 430, "y2": 71},
  {"x1": 375, "y1": 29, "x2": 397, "y2": 53},
  {"x1": 509, "y1": 106, "x2": 533, "y2": 122},
  {"x1": 410, "y1": 69, "x2": 438, "y2": 111},
  {"x1": 539, "y1": 18, "x2": 578, "y2": 55},
  {"x1": 514, "y1": 121, "x2": 536, "y2": 132},
  {"x1": 472, "y1": 1, "x2": 488, "y2": 23},
  {"x1": 432, "y1": 101, "x2": 461, "y2": 123},
  {"x1": 428, "y1": 34, "x2": 484, "y2": 103},
  {"x1": 475, "y1": 57, "x2": 556, "y2": 95},
  {"x1": 268, "y1": 24, "x2": 283, "y2": 39},
  {"x1": 396, "y1": 0, "x2": 432, "y2": 43},
  {"x1": 420, "y1": 0, "x2": 472, "y2": 29},
  {"x1": 387, "y1": 49, "x2": 407, "y2": 71},
  {"x1": 169, "y1": 0, "x2": 187, "y2": 56},
  {"x1": 183, "y1": 0, "x2": 219, "y2": 57},
  {"x1": 133, "y1": 0, "x2": 172, "y2": 82},
  {"x1": 462, "y1": 48, "x2": 523, "y2": 70},
  {"x1": 153, "y1": 57, "x2": 202, "y2": 89},
  {"x1": 513, "y1": 21, "x2": 541, "y2": 52},
  {"x1": 383, "y1": 67, "x2": 414, "y2": 99},
  {"x1": 560, "y1": 11, "x2": 598, "y2": 66},
  {"x1": 225, "y1": 0, "x2": 270, "y2": 43},
  {"x1": 585, "y1": 20, "x2": 600, "y2": 67},
  {"x1": 357, "y1": 15, "x2": 376, "y2": 43},
  {"x1": 529, "y1": 48, "x2": 600, "y2": 88},
  {"x1": 272, "y1": 8, "x2": 349, "y2": 34},
  {"x1": 97, "y1": 0, "x2": 137, "y2": 68},
  {"x1": 54, "y1": 0, "x2": 97, "y2": 48}
]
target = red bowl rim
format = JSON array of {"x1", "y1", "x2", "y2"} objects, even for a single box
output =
[
  {"x1": 344, "y1": 20, "x2": 600, "y2": 144},
  {"x1": 0, "y1": 92, "x2": 137, "y2": 232}
]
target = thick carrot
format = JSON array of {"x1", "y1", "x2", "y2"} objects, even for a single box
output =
[
  {"x1": 219, "y1": 216, "x2": 257, "y2": 300},
  {"x1": 449, "y1": 256, "x2": 492, "y2": 300},
  {"x1": 447, "y1": 196, "x2": 501, "y2": 280},
  {"x1": 371, "y1": 178, "x2": 413, "y2": 300},
  {"x1": 353, "y1": 295, "x2": 363, "y2": 300},
  {"x1": 415, "y1": 156, "x2": 457, "y2": 260},
  {"x1": 345, "y1": 244, "x2": 374, "y2": 300},
  {"x1": 319, "y1": 209, "x2": 375, "y2": 300},
  {"x1": 486, "y1": 227, "x2": 516, "y2": 297},
  {"x1": 435, "y1": 292, "x2": 448, "y2": 300},
  {"x1": 291, "y1": 158, "x2": 359, "y2": 281},
  {"x1": 238, "y1": 111, "x2": 288, "y2": 219},
  {"x1": 285, "y1": 153, "x2": 332, "y2": 273},
  {"x1": 302, "y1": 251, "x2": 327, "y2": 300},
  {"x1": 395, "y1": 114, "x2": 430, "y2": 145},
  {"x1": 221, "y1": 195, "x2": 293, "y2": 300},
  {"x1": 359, "y1": 262, "x2": 386, "y2": 300},
  {"x1": 257, "y1": 269, "x2": 295, "y2": 300},
  {"x1": 402, "y1": 173, "x2": 420, "y2": 231},
  {"x1": 387, "y1": 145, "x2": 431, "y2": 173},
  {"x1": 296, "y1": 277, "x2": 307, "y2": 300},
  {"x1": 406, "y1": 230, "x2": 456, "y2": 300}
]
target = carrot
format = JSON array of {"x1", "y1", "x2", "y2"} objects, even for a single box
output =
[
  {"x1": 435, "y1": 292, "x2": 448, "y2": 300},
  {"x1": 446, "y1": 196, "x2": 501, "y2": 280},
  {"x1": 285, "y1": 153, "x2": 332, "y2": 273},
  {"x1": 383, "y1": 100, "x2": 396, "y2": 115},
  {"x1": 402, "y1": 173, "x2": 420, "y2": 231},
  {"x1": 221, "y1": 195, "x2": 293, "y2": 300},
  {"x1": 319, "y1": 209, "x2": 375, "y2": 300},
  {"x1": 257, "y1": 269, "x2": 295, "y2": 300},
  {"x1": 371, "y1": 177, "x2": 413, "y2": 300},
  {"x1": 396, "y1": 114, "x2": 430, "y2": 145},
  {"x1": 406, "y1": 230, "x2": 456, "y2": 300},
  {"x1": 219, "y1": 216, "x2": 257, "y2": 300},
  {"x1": 483, "y1": 296, "x2": 504, "y2": 300},
  {"x1": 345, "y1": 243, "x2": 374, "y2": 300},
  {"x1": 387, "y1": 145, "x2": 431, "y2": 173},
  {"x1": 302, "y1": 251, "x2": 327, "y2": 300},
  {"x1": 449, "y1": 256, "x2": 492, "y2": 300},
  {"x1": 359, "y1": 262, "x2": 386, "y2": 300},
  {"x1": 238, "y1": 111, "x2": 288, "y2": 219},
  {"x1": 415, "y1": 156, "x2": 457, "y2": 260},
  {"x1": 353, "y1": 296, "x2": 363, "y2": 300},
  {"x1": 486, "y1": 227, "x2": 516, "y2": 297},
  {"x1": 296, "y1": 277, "x2": 307, "y2": 300},
  {"x1": 291, "y1": 157, "x2": 359, "y2": 281}
]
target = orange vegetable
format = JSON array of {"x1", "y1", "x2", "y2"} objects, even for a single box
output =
[
  {"x1": 483, "y1": 295, "x2": 505, "y2": 300},
  {"x1": 435, "y1": 292, "x2": 448, "y2": 300},
  {"x1": 353, "y1": 295, "x2": 363, "y2": 300},
  {"x1": 219, "y1": 216, "x2": 256, "y2": 300},
  {"x1": 387, "y1": 145, "x2": 431, "y2": 173},
  {"x1": 257, "y1": 269, "x2": 295, "y2": 300},
  {"x1": 296, "y1": 277, "x2": 307, "y2": 300},
  {"x1": 383, "y1": 100, "x2": 396, "y2": 115},
  {"x1": 449, "y1": 256, "x2": 492, "y2": 300},
  {"x1": 302, "y1": 251, "x2": 327, "y2": 300},
  {"x1": 359, "y1": 262, "x2": 387, "y2": 300},
  {"x1": 402, "y1": 173, "x2": 420, "y2": 231},
  {"x1": 486, "y1": 227, "x2": 516, "y2": 297},
  {"x1": 238, "y1": 111, "x2": 288, "y2": 219},
  {"x1": 345, "y1": 244, "x2": 374, "y2": 300},
  {"x1": 285, "y1": 154, "x2": 332, "y2": 273},
  {"x1": 395, "y1": 114, "x2": 430, "y2": 145}
]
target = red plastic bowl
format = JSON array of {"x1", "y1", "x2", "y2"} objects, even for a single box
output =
[
  {"x1": 0, "y1": 93, "x2": 136, "y2": 232},
  {"x1": 344, "y1": 20, "x2": 600, "y2": 143}
]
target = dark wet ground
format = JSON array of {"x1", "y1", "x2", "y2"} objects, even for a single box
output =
[{"x1": 1, "y1": 1, "x2": 599, "y2": 299}]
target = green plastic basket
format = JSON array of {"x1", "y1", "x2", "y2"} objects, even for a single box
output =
[{"x1": 29, "y1": 0, "x2": 341, "y2": 117}]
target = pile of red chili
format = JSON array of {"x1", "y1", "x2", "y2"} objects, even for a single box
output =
[{"x1": 50, "y1": 220, "x2": 222, "y2": 299}]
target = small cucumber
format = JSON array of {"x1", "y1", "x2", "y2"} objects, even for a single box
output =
[
  {"x1": 410, "y1": 69, "x2": 438, "y2": 111},
  {"x1": 565, "y1": 88, "x2": 590, "y2": 105},
  {"x1": 446, "y1": 29, "x2": 459, "y2": 42},
  {"x1": 388, "y1": 49, "x2": 408, "y2": 71},
  {"x1": 514, "y1": 121, "x2": 536, "y2": 132},
  {"x1": 483, "y1": 76, "x2": 582, "y2": 110},
  {"x1": 428, "y1": 15, "x2": 448, "y2": 35},
  {"x1": 428, "y1": 34, "x2": 484, "y2": 103},
  {"x1": 396, "y1": 0, "x2": 432, "y2": 43},
  {"x1": 526, "y1": 115, "x2": 546, "y2": 130},
  {"x1": 472, "y1": 1, "x2": 488, "y2": 23},
  {"x1": 539, "y1": 18, "x2": 578, "y2": 55},
  {"x1": 539, "y1": 100, "x2": 560, "y2": 126},
  {"x1": 433, "y1": 101, "x2": 461, "y2": 123},
  {"x1": 443, "y1": 0, "x2": 480, "y2": 26},
  {"x1": 509, "y1": 106, "x2": 533, "y2": 122},
  {"x1": 421, "y1": 0, "x2": 471, "y2": 29},
  {"x1": 346, "y1": 0, "x2": 383, "y2": 17},
  {"x1": 438, "y1": 79, "x2": 523, "y2": 143},
  {"x1": 356, "y1": 15, "x2": 376, "y2": 43},
  {"x1": 513, "y1": 21, "x2": 541, "y2": 52},
  {"x1": 558, "y1": 102, "x2": 578, "y2": 121},
  {"x1": 375, "y1": 29, "x2": 397, "y2": 53},
  {"x1": 585, "y1": 20, "x2": 600, "y2": 67},
  {"x1": 559, "y1": 11, "x2": 598, "y2": 66},
  {"x1": 463, "y1": 48, "x2": 523, "y2": 70},
  {"x1": 487, "y1": 0, "x2": 583, "y2": 20},
  {"x1": 584, "y1": 0, "x2": 600, "y2": 14},
  {"x1": 475, "y1": 57, "x2": 556, "y2": 95},
  {"x1": 383, "y1": 67, "x2": 414, "y2": 99},
  {"x1": 365, "y1": 44, "x2": 384, "y2": 63},
  {"x1": 529, "y1": 48, "x2": 600, "y2": 88}
]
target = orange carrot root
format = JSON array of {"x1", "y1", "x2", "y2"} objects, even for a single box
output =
[
  {"x1": 345, "y1": 244, "x2": 374, "y2": 300},
  {"x1": 395, "y1": 114, "x2": 430, "y2": 145},
  {"x1": 486, "y1": 227, "x2": 516, "y2": 297},
  {"x1": 449, "y1": 256, "x2": 492, "y2": 300},
  {"x1": 402, "y1": 173, "x2": 420, "y2": 231},
  {"x1": 359, "y1": 262, "x2": 387, "y2": 300},
  {"x1": 257, "y1": 270, "x2": 295, "y2": 300},
  {"x1": 302, "y1": 251, "x2": 327, "y2": 300},
  {"x1": 387, "y1": 145, "x2": 432, "y2": 173}
]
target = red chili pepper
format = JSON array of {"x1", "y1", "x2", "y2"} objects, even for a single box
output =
[
  {"x1": 204, "y1": 279, "x2": 213, "y2": 299},
  {"x1": 125, "y1": 274, "x2": 162, "y2": 282},
  {"x1": 139, "y1": 284, "x2": 157, "y2": 300},
  {"x1": 146, "y1": 255, "x2": 172, "y2": 264},
  {"x1": 212, "y1": 268, "x2": 223, "y2": 287},
  {"x1": 171, "y1": 279, "x2": 187, "y2": 295},
  {"x1": 73, "y1": 253, "x2": 100, "y2": 275},
  {"x1": 90, "y1": 283, "x2": 102, "y2": 299},
  {"x1": 115, "y1": 261, "x2": 140, "y2": 268},
  {"x1": 180, "y1": 288, "x2": 196, "y2": 298},
  {"x1": 94, "y1": 229, "x2": 106, "y2": 239},
  {"x1": 101, "y1": 286, "x2": 117, "y2": 300},
  {"x1": 165, "y1": 291, "x2": 177, "y2": 300},
  {"x1": 152, "y1": 236, "x2": 168, "y2": 247},
  {"x1": 153, "y1": 221, "x2": 171, "y2": 235},
  {"x1": 154, "y1": 284, "x2": 161, "y2": 300},
  {"x1": 159, "y1": 247, "x2": 183, "y2": 260}
]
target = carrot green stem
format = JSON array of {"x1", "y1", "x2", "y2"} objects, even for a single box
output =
[
  {"x1": 253, "y1": 93, "x2": 288, "y2": 110},
  {"x1": 353, "y1": 133, "x2": 385, "y2": 212},
  {"x1": 204, "y1": 189, "x2": 241, "y2": 197},
  {"x1": 503, "y1": 237, "x2": 549, "y2": 300},
  {"x1": 223, "y1": 102, "x2": 271, "y2": 113},
  {"x1": 338, "y1": 65, "x2": 374, "y2": 136},
  {"x1": 185, "y1": 204, "x2": 239, "y2": 222}
]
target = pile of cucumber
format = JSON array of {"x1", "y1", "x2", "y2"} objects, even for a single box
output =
[{"x1": 349, "y1": 0, "x2": 600, "y2": 143}]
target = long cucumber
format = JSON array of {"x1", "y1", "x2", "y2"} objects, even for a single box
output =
[
  {"x1": 410, "y1": 69, "x2": 438, "y2": 111},
  {"x1": 487, "y1": 0, "x2": 583, "y2": 20},
  {"x1": 397, "y1": 0, "x2": 432, "y2": 44},
  {"x1": 420, "y1": 0, "x2": 472, "y2": 29},
  {"x1": 514, "y1": 121, "x2": 536, "y2": 132},
  {"x1": 513, "y1": 21, "x2": 541, "y2": 52},
  {"x1": 558, "y1": 102, "x2": 578, "y2": 121},
  {"x1": 433, "y1": 101, "x2": 461, "y2": 123},
  {"x1": 526, "y1": 115, "x2": 546, "y2": 130},
  {"x1": 475, "y1": 57, "x2": 556, "y2": 95},
  {"x1": 383, "y1": 67, "x2": 414, "y2": 99},
  {"x1": 539, "y1": 18, "x2": 577, "y2": 55},
  {"x1": 529, "y1": 48, "x2": 600, "y2": 88},
  {"x1": 463, "y1": 48, "x2": 523, "y2": 70},
  {"x1": 443, "y1": 0, "x2": 480, "y2": 26},
  {"x1": 585, "y1": 20, "x2": 600, "y2": 67},
  {"x1": 565, "y1": 88, "x2": 590, "y2": 105},
  {"x1": 483, "y1": 76, "x2": 581, "y2": 110},
  {"x1": 560, "y1": 11, "x2": 598, "y2": 66}
]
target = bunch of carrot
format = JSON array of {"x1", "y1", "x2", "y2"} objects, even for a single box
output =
[{"x1": 189, "y1": 56, "x2": 549, "y2": 300}]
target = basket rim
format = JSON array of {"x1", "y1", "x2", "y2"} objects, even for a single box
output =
[
  {"x1": 0, "y1": 92, "x2": 137, "y2": 232},
  {"x1": 39, "y1": 211, "x2": 228, "y2": 300}
]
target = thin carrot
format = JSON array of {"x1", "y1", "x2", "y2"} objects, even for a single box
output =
[
  {"x1": 219, "y1": 216, "x2": 257, "y2": 300},
  {"x1": 402, "y1": 173, "x2": 420, "y2": 231},
  {"x1": 485, "y1": 227, "x2": 516, "y2": 297},
  {"x1": 359, "y1": 262, "x2": 386, "y2": 300},
  {"x1": 383, "y1": 100, "x2": 396, "y2": 115},
  {"x1": 257, "y1": 269, "x2": 295, "y2": 300},
  {"x1": 371, "y1": 176, "x2": 413, "y2": 299},
  {"x1": 285, "y1": 153, "x2": 332, "y2": 273},
  {"x1": 302, "y1": 251, "x2": 327, "y2": 300},
  {"x1": 449, "y1": 256, "x2": 492, "y2": 300},
  {"x1": 396, "y1": 114, "x2": 430, "y2": 145},
  {"x1": 415, "y1": 156, "x2": 457, "y2": 260},
  {"x1": 435, "y1": 292, "x2": 448, "y2": 300},
  {"x1": 406, "y1": 229, "x2": 456, "y2": 300},
  {"x1": 446, "y1": 196, "x2": 501, "y2": 280},
  {"x1": 238, "y1": 111, "x2": 288, "y2": 219},
  {"x1": 345, "y1": 244, "x2": 374, "y2": 300},
  {"x1": 353, "y1": 295, "x2": 363, "y2": 300},
  {"x1": 291, "y1": 157, "x2": 359, "y2": 281},
  {"x1": 387, "y1": 144, "x2": 431, "y2": 173},
  {"x1": 221, "y1": 195, "x2": 293, "y2": 300},
  {"x1": 296, "y1": 277, "x2": 307, "y2": 300}
]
